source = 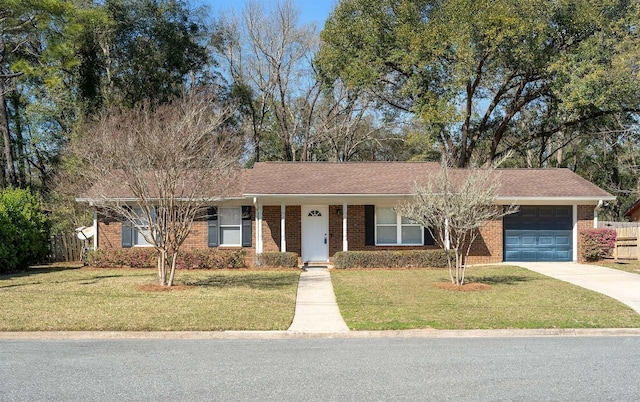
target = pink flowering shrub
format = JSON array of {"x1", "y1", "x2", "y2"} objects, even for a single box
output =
[
  {"x1": 580, "y1": 228, "x2": 616, "y2": 261},
  {"x1": 86, "y1": 249, "x2": 245, "y2": 269}
]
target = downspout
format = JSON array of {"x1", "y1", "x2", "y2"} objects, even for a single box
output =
[
  {"x1": 594, "y1": 200, "x2": 603, "y2": 229},
  {"x1": 93, "y1": 210, "x2": 98, "y2": 250}
]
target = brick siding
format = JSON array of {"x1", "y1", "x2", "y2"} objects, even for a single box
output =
[
  {"x1": 467, "y1": 216, "x2": 503, "y2": 264},
  {"x1": 261, "y1": 206, "x2": 302, "y2": 256},
  {"x1": 98, "y1": 207, "x2": 257, "y2": 265},
  {"x1": 577, "y1": 204, "x2": 595, "y2": 262},
  {"x1": 97, "y1": 203, "x2": 596, "y2": 265}
]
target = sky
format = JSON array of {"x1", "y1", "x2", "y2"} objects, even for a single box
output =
[{"x1": 202, "y1": 0, "x2": 336, "y2": 28}]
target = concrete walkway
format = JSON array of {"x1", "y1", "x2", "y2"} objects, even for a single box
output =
[
  {"x1": 287, "y1": 267, "x2": 350, "y2": 333},
  {"x1": 515, "y1": 262, "x2": 640, "y2": 315}
]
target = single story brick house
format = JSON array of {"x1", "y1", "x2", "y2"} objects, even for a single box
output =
[{"x1": 77, "y1": 162, "x2": 615, "y2": 264}]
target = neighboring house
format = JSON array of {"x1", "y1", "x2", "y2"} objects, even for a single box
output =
[
  {"x1": 77, "y1": 162, "x2": 615, "y2": 264},
  {"x1": 624, "y1": 199, "x2": 640, "y2": 222}
]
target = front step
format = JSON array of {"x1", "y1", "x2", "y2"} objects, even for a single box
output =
[{"x1": 302, "y1": 261, "x2": 331, "y2": 270}]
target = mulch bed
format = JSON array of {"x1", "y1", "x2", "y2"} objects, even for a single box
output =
[
  {"x1": 136, "y1": 284, "x2": 193, "y2": 292},
  {"x1": 435, "y1": 282, "x2": 492, "y2": 291}
]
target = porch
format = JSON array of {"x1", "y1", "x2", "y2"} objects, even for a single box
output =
[{"x1": 255, "y1": 203, "x2": 444, "y2": 264}]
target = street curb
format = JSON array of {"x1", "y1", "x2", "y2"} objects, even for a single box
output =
[{"x1": 1, "y1": 328, "x2": 640, "y2": 340}]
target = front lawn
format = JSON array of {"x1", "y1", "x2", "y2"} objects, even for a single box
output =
[
  {"x1": 331, "y1": 266, "x2": 640, "y2": 330},
  {"x1": 594, "y1": 260, "x2": 640, "y2": 275},
  {"x1": 0, "y1": 267, "x2": 300, "y2": 331}
]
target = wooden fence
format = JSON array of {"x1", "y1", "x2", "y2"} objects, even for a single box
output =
[
  {"x1": 49, "y1": 233, "x2": 85, "y2": 262},
  {"x1": 611, "y1": 227, "x2": 639, "y2": 260},
  {"x1": 599, "y1": 221, "x2": 640, "y2": 229}
]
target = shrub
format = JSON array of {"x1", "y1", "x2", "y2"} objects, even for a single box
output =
[
  {"x1": 333, "y1": 250, "x2": 448, "y2": 269},
  {"x1": 85, "y1": 249, "x2": 246, "y2": 269},
  {"x1": 85, "y1": 249, "x2": 155, "y2": 268},
  {"x1": 202, "y1": 250, "x2": 245, "y2": 269},
  {"x1": 580, "y1": 228, "x2": 616, "y2": 261},
  {"x1": 0, "y1": 188, "x2": 50, "y2": 274},
  {"x1": 255, "y1": 252, "x2": 299, "y2": 268}
]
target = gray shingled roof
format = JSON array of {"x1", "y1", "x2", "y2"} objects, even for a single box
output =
[
  {"x1": 244, "y1": 162, "x2": 440, "y2": 195},
  {"x1": 244, "y1": 162, "x2": 614, "y2": 199},
  {"x1": 79, "y1": 162, "x2": 614, "y2": 201},
  {"x1": 78, "y1": 169, "x2": 247, "y2": 201}
]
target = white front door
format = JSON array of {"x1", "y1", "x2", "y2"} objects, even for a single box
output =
[{"x1": 301, "y1": 206, "x2": 329, "y2": 262}]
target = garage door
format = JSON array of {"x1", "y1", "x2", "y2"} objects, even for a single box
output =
[{"x1": 504, "y1": 206, "x2": 572, "y2": 262}]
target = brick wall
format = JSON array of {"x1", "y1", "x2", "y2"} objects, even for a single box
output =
[
  {"x1": 261, "y1": 205, "x2": 302, "y2": 256},
  {"x1": 328, "y1": 205, "x2": 343, "y2": 255},
  {"x1": 286, "y1": 206, "x2": 302, "y2": 255},
  {"x1": 97, "y1": 207, "x2": 257, "y2": 264},
  {"x1": 345, "y1": 204, "x2": 440, "y2": 253},
  {"x1": 577, "y1": 204, "x2": 595, "y2": 262},
  {"x1": 343, "y1": 205, "x2": 501, "y2": 264},
  {"x1": 466, "y1": 216, "x2": 502, "y2": 264},
  {"x1": 97, "y1": 220, "x2": 120, "y2": 249},
  {"x1": 98, "y1": 204, "x2": 594, "y2": 265},
  {"x1": 262, "y1": 206, "x2": 280, "y2": 252}
]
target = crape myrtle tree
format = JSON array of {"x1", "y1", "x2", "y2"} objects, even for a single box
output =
[
  {"x1": 396, "y1": 158, "x2": 517, "y2": 285},
  {"x1": 74, "y1": 94, "x2": 240, "y2": 286}
]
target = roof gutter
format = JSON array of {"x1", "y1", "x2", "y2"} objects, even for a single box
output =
[
  {"x1": 246, "y1": 194, "x2": 616, "y2": 202},
  {"x1": 76, "y1": 197, "x2": 247, "y2": 207},
  {"x1": 75, "y1": 196, "x2": 247, "y2": 203},
  {"x1": 77, "y1": 194, "x2": 616, "y2": 205},
  {"x1": 496, "y1": 196, "x2": 616, "y2": 203}
]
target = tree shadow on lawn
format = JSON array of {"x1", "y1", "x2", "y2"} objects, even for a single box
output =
[
  {"x1": 464, "y1": 275, "x2": 532, "y2": 285},
  {"x1": 0, "y1": 264, "x2": 83, "y2": 281},
  {"x1": 0, "y1": 271, "x2": 128, "y2": 289},
  {"x1": 183, "y1": 272, "x2": 299, "y2": 290}
]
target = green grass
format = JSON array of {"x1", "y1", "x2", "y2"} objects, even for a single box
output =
[
  {"x1": 331, "y1": 266, "x2": 640, "y2": 330},
  {"x1": 594, "y1": 260, "x2": 640, "y2": 275},
  {"x1": 0, "y1": 266, "x2": 300, "y2": 331}
]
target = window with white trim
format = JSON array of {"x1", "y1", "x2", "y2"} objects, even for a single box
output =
[
  {"x1": 375, "y1": 207, "x2": 422, "y2": 245},
  {"x1": 219, "y1": 207, "x2": 242, "y2": 246},
  {"x1": 132, "y1": 208, "x2": 155, "y2": 247}
]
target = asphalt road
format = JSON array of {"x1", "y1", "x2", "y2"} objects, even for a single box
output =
[{"x1": 1, "y1": 337, "x2": 639, "y2": 401}]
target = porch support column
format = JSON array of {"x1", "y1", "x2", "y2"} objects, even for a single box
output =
[
  {"x1": 280, "y1": 204, "x2": 287, "y2": 252},
  {"x1": 572, "y1": 204, "x2": 578, "y2": 261},
  {"x1": 256, "y1": 200, "x2": 263, "y2": 254},
  {"x1": 93, "y1": 211, "x2": 98, "y2": 250},
  {"x1": 342, "y1": 203, "x2": 348, "y2": 251}
]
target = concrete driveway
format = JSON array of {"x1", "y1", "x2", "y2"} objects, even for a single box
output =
[{"x1": 515, "y1": 262, "x2": 640, "y2": 315}]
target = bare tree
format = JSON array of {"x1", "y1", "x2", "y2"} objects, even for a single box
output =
[
  {"x1": 74, "y1": 94, "x2": 239, "y2": 286},
  {"x1": 314, "y1": 82, "x2": 386, "y2": 162},
  {"x1": 396, "y1": 158, "x2": 517, "y2": 285},
  {"x1": 212, "y1": 0, "x2": 318, "y2": 162}
]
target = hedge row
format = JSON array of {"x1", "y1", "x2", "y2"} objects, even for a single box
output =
[
  {"x1": 254, "y1": 252, "x2": 299, "y2": 268},
  {"x1": 333, "y1": 250, "x2": 448, "y2": 269},
  {"x1": 85, "y1": 248, "x2": 246, "y2": 269}
]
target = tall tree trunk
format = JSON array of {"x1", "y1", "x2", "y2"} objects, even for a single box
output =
[
  {"x1": 0, "y1": 82, "x2": 17, "y2": 187},
  {"x1": 0, "y1": 152, "x2": 6, "y2": 187},
  {"x1": 9, "y1": 91, "x2": 26, "y2": 187}
]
